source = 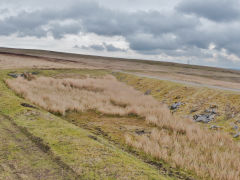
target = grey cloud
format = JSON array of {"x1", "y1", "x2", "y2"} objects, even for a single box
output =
[
  {"x1": 0, "y1": 8, "x2": 9, "y2": 14},
  {"x1": 78, "y1": 43, "x2": 125, "y2": 52},
  {"x1": 0, "y1": 9, "x2": 56, "y2": 37},
  {"x1": 176, "y1": 0, "x2": 240, "y2": 22},
  {"x1": 104, "y1": 43, "x2": 126, "y2": 52},
  {"x1": 89, "y1": 44, "x2": 105, "y2": 51},
  {"x1": 0, "y1": 1, "x2": 199, "y2": 37},
  {"x1": 128, "y1": 33, "x2": 180, "y2": 53},
  {"x1": 48, "y1": 22, "x2": 82, "y2": 39},
  {"x1": 1, "y1": 0, "x2": 240, "y2": 68},
  {"x1": 80, "y1": 44, "x2": 105, "y2": 51}
]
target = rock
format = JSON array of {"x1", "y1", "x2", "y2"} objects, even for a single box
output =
[
  {"x1": 8, "y1": 73, "x2": 19, "y2": 78},
  {"x1": 193, "y1": 115, "x2": 210, "y2": 123},
  {"x1": 156, "y1": 89, "x2": 161, "y2": 92},
  {"x1": 233, "y1": 133, "x2": 240, "y2": 138},
  {"x1": 210, "y1": 125, "x2": 221, "y2": 130},
  {"x1": 193, "y1": 113, "x2": 215, "y2": 123},
  {"x1": 193, "y1": 107, "x2": 217, "y2": 123},
  {"x1": 135, "y1": 129, "x2": 150, "y2": 135},
  {"x1": 135, "y1": 129, "x2": 145, "y2": 135},
  {"x1": 144, "y1": 90, "x2": 151, "y2": 95},
  {"x1": 21, "y1": 103, "x2": 36, "y2": 109},
  {"x1": 205, "y1": 108, "x2": 217, "y2": 114},
  {"x1": 170, "y1": 102, "x2": 182, "y2": 110},
  {"x1": 31, "y1": 72, "x2": 39, "y2": 75}
]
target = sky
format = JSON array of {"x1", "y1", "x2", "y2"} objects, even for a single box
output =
[{"x1": 1, "y1": 0, "x2": 240, "y2": 69}]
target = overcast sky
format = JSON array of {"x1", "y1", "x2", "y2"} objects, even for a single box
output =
[{"x1": 1, "y1": 0, "x2": 240, "y2": 68}]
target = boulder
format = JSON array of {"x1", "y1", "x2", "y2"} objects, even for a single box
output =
[
  {"x1": 170, "y1": 102, "x2": 182, "y2": 110},
  {"x1": 193, "y1": 107, "x2": 217, "y2": 123},
  {"x1": 8, "y1": 73, "x2": 19, "y2": 78},
  {"x1": 193, "y1": 113, "x2": 215, "y2": 123}
]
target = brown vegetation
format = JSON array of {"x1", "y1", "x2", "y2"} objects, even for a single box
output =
[
  {"x1": 0, "y1": 54, "x2": 94, "y2": 69},
  {"x1": 3, "y1": 48, "x2": 240, "y2": 91},
  {"x1": 6, "y1": 75, "x2": 240, "y2": 180}
]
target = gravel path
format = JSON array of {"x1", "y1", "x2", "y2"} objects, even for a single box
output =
[{"x1": 118, "y1": 70, "x2": 240, "y2": 93}]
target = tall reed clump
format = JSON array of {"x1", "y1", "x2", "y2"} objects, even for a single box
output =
[{"x1": 6, "y1": 75, "x2": 240, "y2": 180}]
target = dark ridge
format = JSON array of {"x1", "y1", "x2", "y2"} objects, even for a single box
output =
[{"x1": 1, "y1": 47, "x2": 240, "y2": 75}]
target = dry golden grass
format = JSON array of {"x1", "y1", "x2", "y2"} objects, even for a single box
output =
[{"x1": 6, "y1": 75, "x2": 240, "y2": 180}]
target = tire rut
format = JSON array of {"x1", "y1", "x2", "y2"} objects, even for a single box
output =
[{"x1": 0, "y1": 114, "x2": 78, "y2": 180}]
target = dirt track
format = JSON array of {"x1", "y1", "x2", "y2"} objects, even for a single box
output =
[
  {"x1": 118, "y1": 70, "x2": 240, "y2": 93},
  {"x1": 0, "y1": 115, "x2": 74, "y2": 180}
]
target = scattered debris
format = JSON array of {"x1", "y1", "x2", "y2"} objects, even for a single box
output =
[
  {"x1": 144, "y1": 90, "x2": 151, "y2": 95},
  {"x1": 170, "y1": 102, "x2": 183, "y2": 110},
  {"x1": 21, "y1": 103, "x2": 37, "y2": 109}
]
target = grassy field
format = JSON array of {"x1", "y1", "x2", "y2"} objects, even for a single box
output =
[
  {"x1": 2, "y1": 68, "x2": 240, "y2": 180},
  {"x1": 0, "y1": 69, "x2": 171, "y2": 180},
  {"x1": 1, "y1": 48, "x2": 240, "y2": 180}
]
